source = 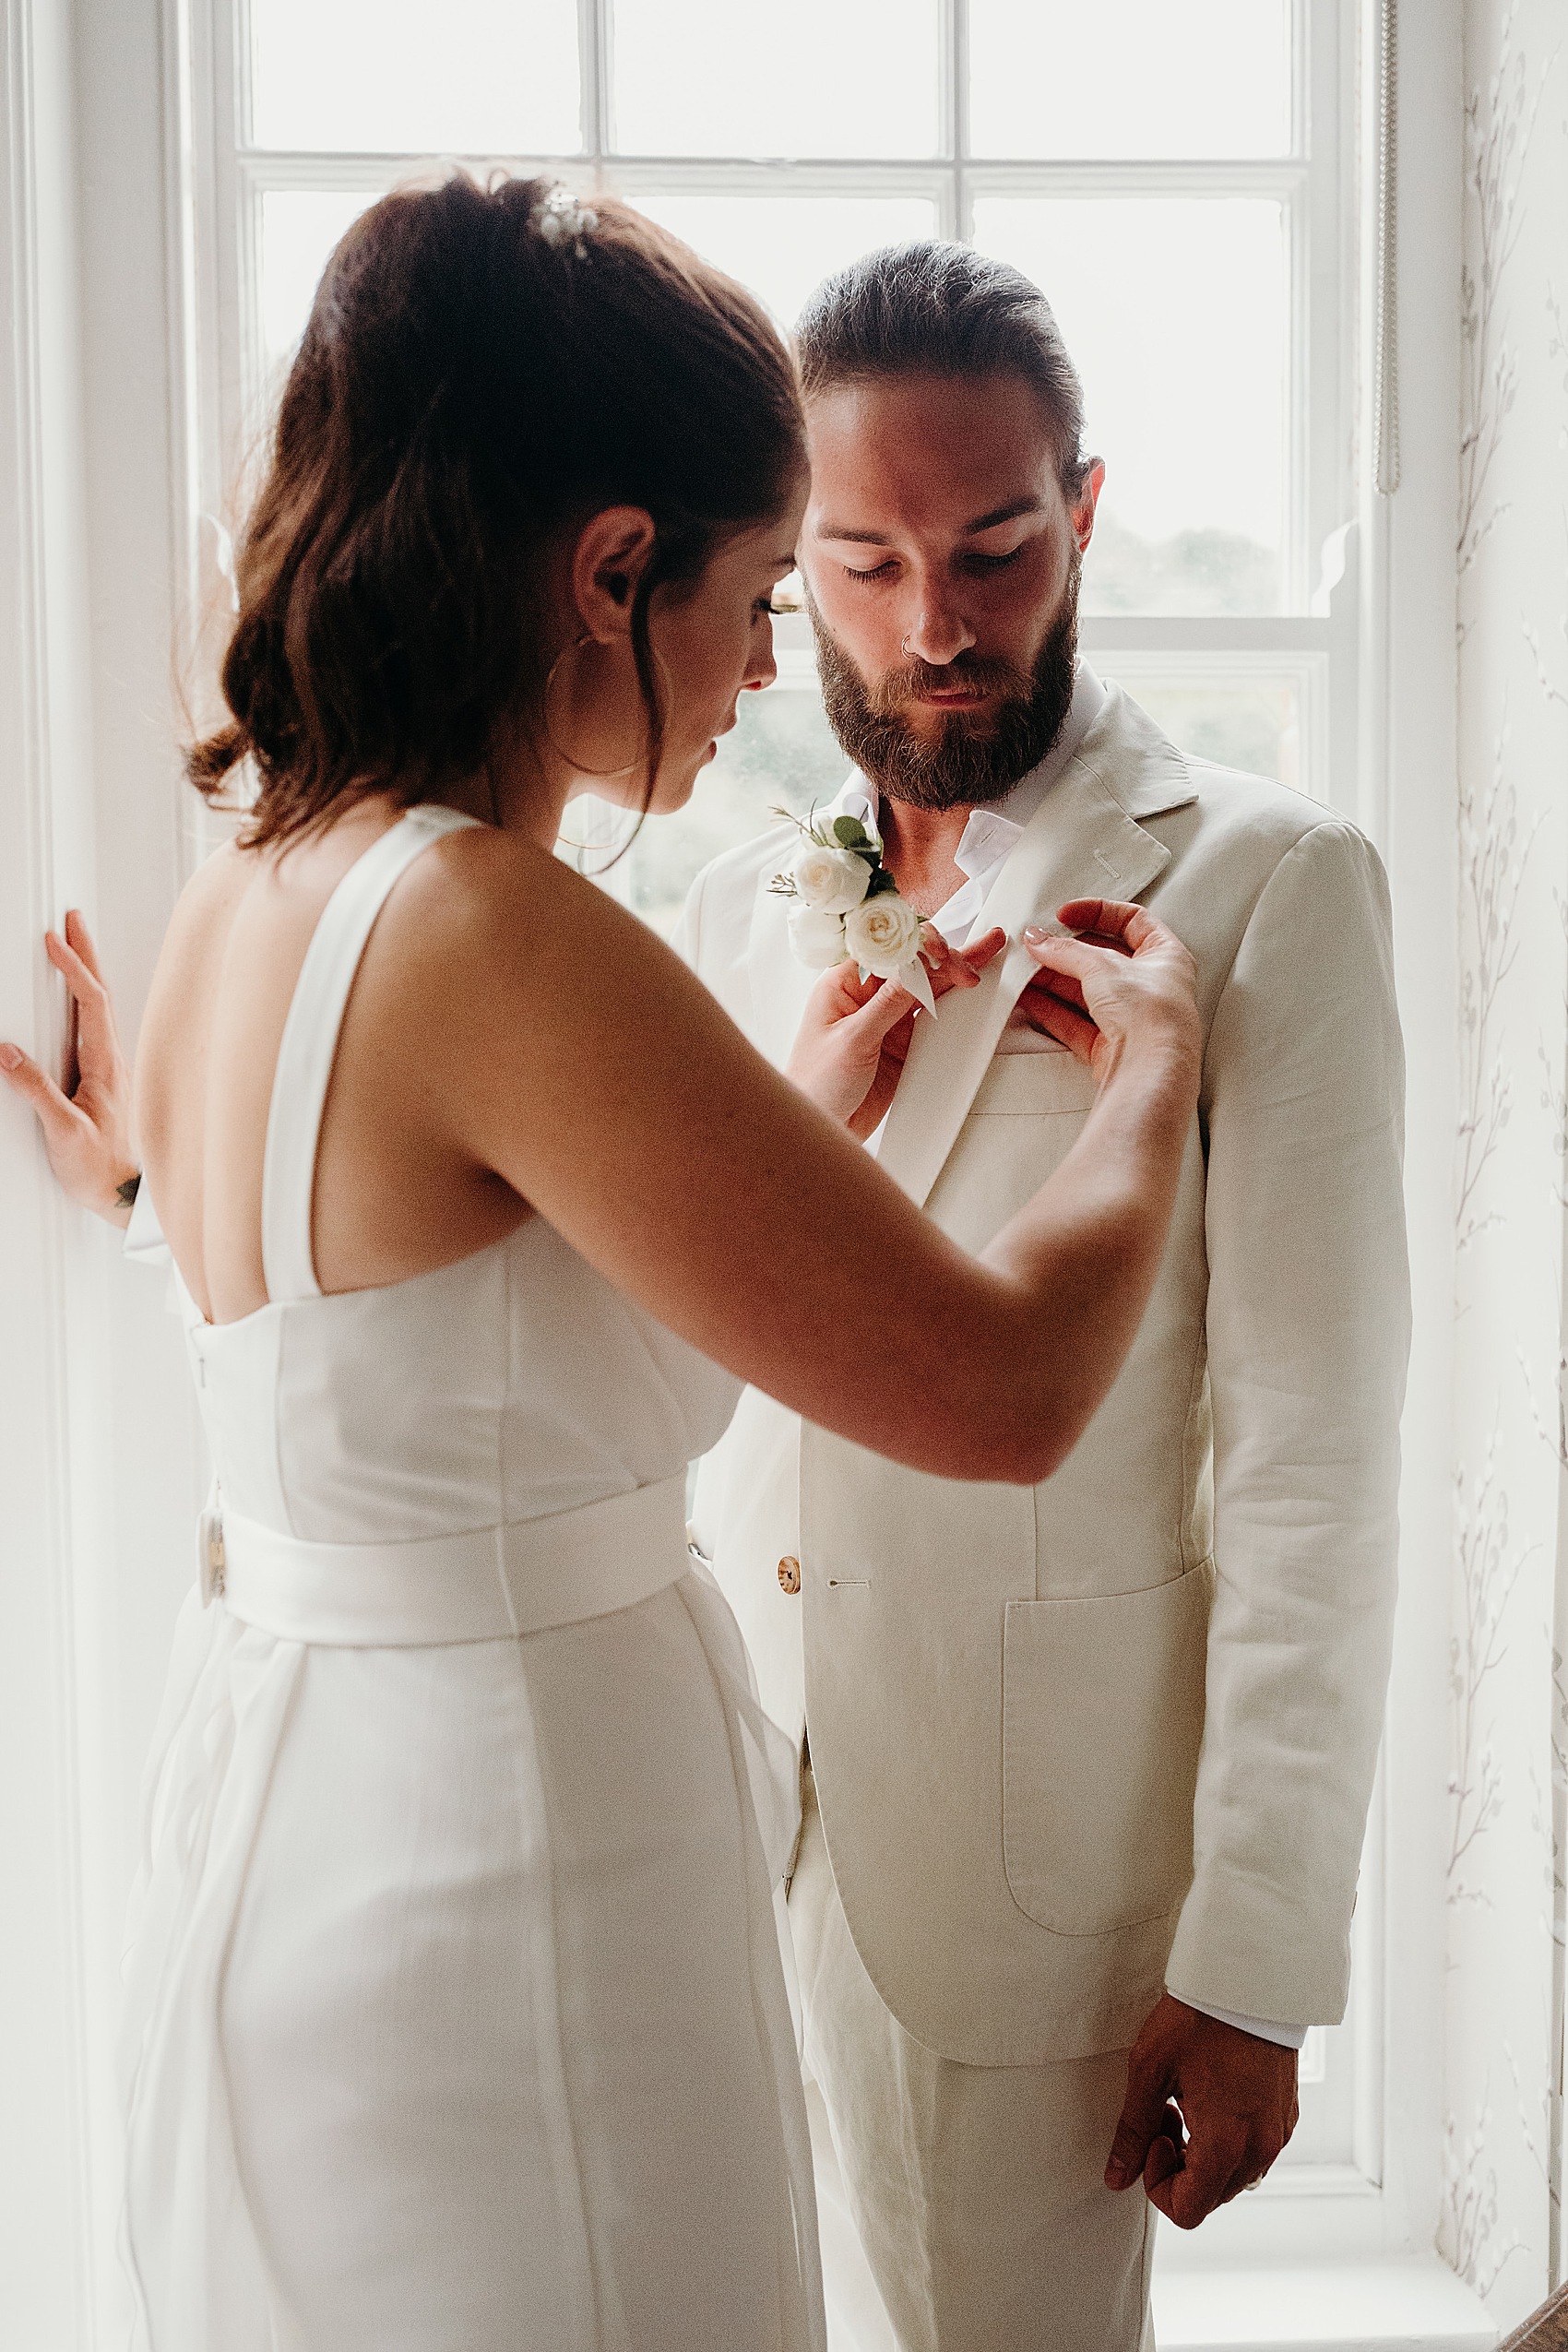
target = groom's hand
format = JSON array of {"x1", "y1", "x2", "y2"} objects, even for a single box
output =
[{"x1": 1104, "y1": 1993, "x2": 1299, "y2": 2228}]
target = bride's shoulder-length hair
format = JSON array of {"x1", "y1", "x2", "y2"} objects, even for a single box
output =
[{"x1": 190, "y1": 172, "x2": 805, "y2": 849}]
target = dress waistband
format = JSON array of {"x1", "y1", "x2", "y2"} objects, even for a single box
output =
[{"x1": 205, "y1": 1474, "x2": 691, "y2": 1647}]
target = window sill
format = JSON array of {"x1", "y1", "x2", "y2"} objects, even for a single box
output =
[{"x1": 1152, "y1": 2258, "x2": 1497, "y2": 2351}]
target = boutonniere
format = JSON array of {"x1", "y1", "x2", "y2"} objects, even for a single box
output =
[{"x1": 768, "y1": 807, "x2": 938, "y2": 1016}]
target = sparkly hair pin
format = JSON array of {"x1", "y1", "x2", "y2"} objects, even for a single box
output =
[{"x1": 533, "y1": 184, "x2": 600, "y2": 258}]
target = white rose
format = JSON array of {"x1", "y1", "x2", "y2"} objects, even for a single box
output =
[
  {"x1": 843, "y1": 891, "x2": 926, "y2": 980},
  {"x1": 791, "y1": 842, "x2": 871, "y2": 915},
  {"x1": 788, "y1": 903, "x2": 851, "y2": 968}
]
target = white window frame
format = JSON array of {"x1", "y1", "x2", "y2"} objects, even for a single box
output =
[
  {"x1": 203, "y1": 1, "x2": 1361, "y2": 760},
  {"x1": 165, "y1": 0, "x2": 1453, "y2": 2317}
]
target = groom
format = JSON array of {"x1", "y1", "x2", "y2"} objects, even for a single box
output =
[{"x1": 678, "y1": 243, "x2": 1409, "y2": 2351}]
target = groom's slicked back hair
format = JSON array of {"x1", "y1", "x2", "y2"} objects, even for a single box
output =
[{"x1": 795, "y1": 241, "x2": 1093, "y2": 493}]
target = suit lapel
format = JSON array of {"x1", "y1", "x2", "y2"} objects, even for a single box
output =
[{"x1": 876, "y1": 735, "x2": 1178, "y2": 1210}]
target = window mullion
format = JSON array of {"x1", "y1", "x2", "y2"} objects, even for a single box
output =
[
  {"x1": 583, "y1": 0, "x2": 609, "y2": 169},
  {"x1": 963, "y1": 158, "x2": 1308, "y2": 198},
  {"x1": 1078, "y1": 615, "x2": 1331, "y2": 654},
  {"x1": 947, "y1": 0, "x2": 971, "y2": 243},
  {"x1": 232, "y1": 0, "x2": 255, "y2": 149}
]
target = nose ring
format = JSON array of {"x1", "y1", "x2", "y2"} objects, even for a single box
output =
[{"x1": 901, "y1": 635, "x2": 912, "y2": 656}]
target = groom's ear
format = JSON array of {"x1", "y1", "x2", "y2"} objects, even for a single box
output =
[
  {"x1": 1070, "y1": 459, "x2": 1106, "y2": 554},
  {"x1": 570, "y1": 505, "x2": 659, "y2": 644}
]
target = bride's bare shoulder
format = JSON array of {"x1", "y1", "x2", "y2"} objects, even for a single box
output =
[
  {"x1": 389, "y1": 815, "x2": 668, "y2": 972},
  {"x1": 173, "y1": 836, "x2": 249, "y2": 920},
  {"x1": 149, "y1": 837, "x2": 252, "y2": 986}
]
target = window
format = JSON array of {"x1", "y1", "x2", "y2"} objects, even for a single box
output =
[
  {"x1": 217, "y1": 0, "x2": 1357, "y2": 929},
  {"x1": 204, "y1": 0, "x2": 1370, "y2": 2263}
]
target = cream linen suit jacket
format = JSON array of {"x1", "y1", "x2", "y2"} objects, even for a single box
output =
[{"x1": 680, "y1": 683, "x2": 1409, "y2": 2069}]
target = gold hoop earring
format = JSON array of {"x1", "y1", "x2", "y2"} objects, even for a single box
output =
[{"x1": 542, "y1": 632, "x2": 640, "y2": 780}]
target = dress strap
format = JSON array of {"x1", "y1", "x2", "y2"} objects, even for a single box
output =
[{"x1": 260, "y1": 803, "x2": 483, "y2": 1303}]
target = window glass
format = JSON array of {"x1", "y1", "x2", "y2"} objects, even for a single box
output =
[
  {"x1": 611, "y1": 0, "x2": 940, "y2": 159},
  {"x1": 606, "y1": 659, "x2": 847, "y2": 940},
  {"x1": 621, "y1": 193, "x2": 938, "y2": 332},
  {"x1": 968, "y1": 0, "x2": 1291, "y2": 160},
  {"x1": 1099, "y1": 667, "x2": 1307, "y2": 794},
  {"x1": 973, "y1": 196, "x2": 1288, "y2": 615},
  {"x1": 260, "y1": 187, "x2": 379, "y2": 377},
  {"x1": 249, "y1": 0, "x2": 581, "y2": 156}
]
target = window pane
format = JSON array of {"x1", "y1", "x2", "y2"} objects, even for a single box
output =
[
  {"x1": 249, "y1": 0, "x2": 580, "y2": 155},
  {"x1": 621, "y1": 193, "x2": 938, "y2": 332},
  {"x1": 1098, "y1": 668, "x2": 1306, "y2": 794},
  {"x1": 615, "y1": 672, "x2": 848, "y2": 938},
  {"x1": 611, "y1": 0, "x2": 940, "y2": 159},
  {"x1": 260, "y1": 188, "x2": 380, "y2": 378},
  {"x1": 969, "y1": 0, "x2": 1290, "y2": 159},
  {"x1": 974, "y1": 197, "x2": 1287, "y2": 614}
]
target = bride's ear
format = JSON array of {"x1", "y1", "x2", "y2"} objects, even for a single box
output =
[{"x1": 570, "y1": 505, "x2": 659, "y2": 645}]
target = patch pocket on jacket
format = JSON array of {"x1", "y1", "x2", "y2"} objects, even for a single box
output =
[
  {"x1": 1001, "y1": 1562, "x2": 1215, "y2": 1937},
  {"x1": 968, "y1": 1053, "x2": 1099, "y2": 1116}
]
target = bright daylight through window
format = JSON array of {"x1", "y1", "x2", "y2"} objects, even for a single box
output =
[
  {"x1": 244, "y1": 27, "x2": 1349, "y2": 2182},
  {"x1": 232, "y1": 0, "x2": 1346, "y2": 950},
  {"x1": 223, "y1": 8, "x2": 1365, "y2": 2251}
]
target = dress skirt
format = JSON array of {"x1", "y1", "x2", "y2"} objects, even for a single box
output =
[{"x1": 120, "y1": 1568, "x2": 819, "y2": 2352}]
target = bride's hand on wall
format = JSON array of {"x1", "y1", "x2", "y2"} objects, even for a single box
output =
[
  {"x1": 786, "y1": 926, "x2": 1005, "y2": 1140},
  {"x1": 0, "y1": 912, "x2": 139, "y2": 1226}
]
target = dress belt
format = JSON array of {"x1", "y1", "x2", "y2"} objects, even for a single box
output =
[{"x1": 204, "y1": 1473, "x2": 691, "y2": 1647}]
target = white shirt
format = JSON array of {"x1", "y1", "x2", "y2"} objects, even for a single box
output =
[{"x1": 827, "y1": 659, "x2": 1307, "y2": 2058}]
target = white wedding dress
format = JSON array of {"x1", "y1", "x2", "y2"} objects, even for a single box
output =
[{"x1": 119, "y1": 805, "x2": 825, "y2": 2352}]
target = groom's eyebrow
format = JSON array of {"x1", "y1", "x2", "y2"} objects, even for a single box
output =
[
  {"x1": 814, "y1": 494, "x2": 1046, "y2": 542},
  {"x1": 961, "y1": 496, "x2": 1046, "y2": 534}
]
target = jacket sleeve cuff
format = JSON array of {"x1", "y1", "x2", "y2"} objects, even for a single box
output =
[
  {"x1": 1182, "y1": 1996, "x2": 1308, "y2": 2051},
  {"x1": 1166, "y1": 1861, "x2": 1352, "y2": 2028}
]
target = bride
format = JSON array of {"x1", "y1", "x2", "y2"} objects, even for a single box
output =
[{"x1": 2, "y1": 175, "x2": 1198, "y2": 2351}]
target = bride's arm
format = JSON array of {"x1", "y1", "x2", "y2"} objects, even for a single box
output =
[{"x1": 441, "y1": 838, "x2": 1200, "y2": 1487}]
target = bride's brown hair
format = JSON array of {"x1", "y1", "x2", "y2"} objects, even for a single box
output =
[{"x1": 189, "y1": 173, "x2": 805, "y2": 848}]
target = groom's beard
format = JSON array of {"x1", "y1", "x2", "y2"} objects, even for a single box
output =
[{"x1": 810, "y1": 557, "x2": 1080, "y2": 814}]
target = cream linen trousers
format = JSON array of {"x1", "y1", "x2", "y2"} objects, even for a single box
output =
[{"x1": 793, "y1": 1776, "x2": 1157, "y2": 2352}]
